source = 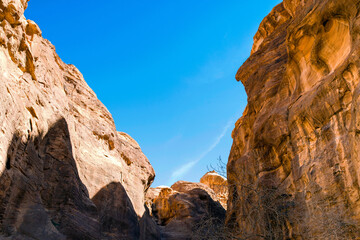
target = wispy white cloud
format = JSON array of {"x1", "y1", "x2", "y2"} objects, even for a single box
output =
[
  {"x1": 168, "y1": 119, "x2": 233, "y2": 185},
  {"x1": 168, "y1": 161, "x2": 198, "y2": 184}
]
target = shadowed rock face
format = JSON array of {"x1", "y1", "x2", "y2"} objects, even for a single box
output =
[
  {"x1": 0, "y1": 118, "x2": 99, "y2": 240},
  {"x1": 92, "y1": 182, "x2": 160, "y2": 240},
  {"x1": 92, "y1": 182, "x2": 141, "y2": 239},
  {"x1": 228, "y1": 0, "x2": 360, "y2": 239},
  {"x1": 0, "y1": 119, "x2": 160, "y2": 239}
]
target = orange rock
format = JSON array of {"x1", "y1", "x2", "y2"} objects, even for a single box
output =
[
  {"x1": 200, "y1": 171, "x2": 228, "y2": 209},
  {"x1": 147, "y1": 182, "x2": 225, "y2": 239},
  {"x1": 171, "y1": 180, "x2": 217, "y2": 199},
  {"x1": 228, "y1": 0, "x2": 360, "y2": 239},
  {"x1": 25, "y1": 20, "x2": 41, "y2": 36}
]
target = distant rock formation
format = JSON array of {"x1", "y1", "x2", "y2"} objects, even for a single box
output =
[
  {"x1": 228, "y1": 0, "x2": 360, "y2": 239},
  {"x1": 0, "y1": 0, "x2": 158, "y2": 239},
  {"x1": 171, "y1": 180, "x2": 218, "y2": 200},
  {"x1": 200, "y1": 171, "x2": 228, "y2": 209},
  {"x1": 146, "y1": 173, "x2": 227, "y2": 239}
]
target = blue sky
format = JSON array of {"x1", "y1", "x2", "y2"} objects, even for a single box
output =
[{"x1": 25, "y1": 0, "x2": 282, "y2": 186}]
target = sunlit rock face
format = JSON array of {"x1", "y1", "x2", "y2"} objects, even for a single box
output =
[
  {"x1": 0, "y1": 0, "x2": 157, "y2": 238},
  {"x1": 200, "y1": 171, "x2": 228, "y2": 209},
  {"x1": 228, "y1": 0, "x2": 360, "y2": 239},
  {"x1": 146, "y1": 177, "x2": 226, "y2": 240}
]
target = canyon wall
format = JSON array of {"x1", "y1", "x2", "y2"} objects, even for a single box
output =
[
  {"x1": 0, "y1": 0, "x2": 158, "y2": 239},
  {"x1": 228, "y1": 0, "x2": 360, "y2": 239}
]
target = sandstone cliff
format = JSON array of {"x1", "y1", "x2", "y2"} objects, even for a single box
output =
[
  {"x1": 0, "y1": 0, "x2": 158, "y2": 239},
  {"x1": 228, "y1": 0, "x2": 360, "y2": 239}
]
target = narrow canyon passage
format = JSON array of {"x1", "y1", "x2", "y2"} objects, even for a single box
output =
[{"x1": 2, "y1": 0, "x2": 360, "y2": 239}]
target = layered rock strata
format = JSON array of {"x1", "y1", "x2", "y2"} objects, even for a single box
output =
[
  {"x1": 228, "y1": 0, "x2": 360, "y2": 239},
  {"x1": 0, "y1": 0, "x2": 158, "y2": 239}
]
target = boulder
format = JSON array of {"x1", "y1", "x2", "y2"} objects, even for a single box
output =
[
  {"x1": 200, "y1": 171, "x2": 228, "y2": 209},
  {"x1": 147, "y1": 179, "x2": 226, "y2": 239}
]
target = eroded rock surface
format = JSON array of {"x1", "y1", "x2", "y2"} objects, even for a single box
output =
[
  {"x1": 0, "y1": 0, "x2": 157, "y2": 239},
  {"x1": 228, "y1": 0, "x2": 360, "y2": 239},
  {"x1": 200, "y1": 171, "x2": 228, "y2": 209},
  {"x1": 147, "y1": 177, "x2": 226, "y2": 240},
  {"x1": 171, "y1": 180, "x2": 218, "y2": 200}
]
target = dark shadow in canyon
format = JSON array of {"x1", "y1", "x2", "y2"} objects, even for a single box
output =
[
  {"x1": 0, "y1": 117, "x2": 159, "y2": 240},
  {"x1": 92, "y1": 182, "x2": 160, "y2": 240}
]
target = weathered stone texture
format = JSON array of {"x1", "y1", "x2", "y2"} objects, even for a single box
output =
[
  {"x1": 228, "y1": 0, "x2": 360, "y2": 239},
  {"x1": 200, "y1": 171, "x2": 228, "y2": 209},
  {"x1": 0, "y1": 0, "x2": 157, "y2": 239},
  {"x1": 146, "y1": 178, "x2": 226, "y2": 240}
]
